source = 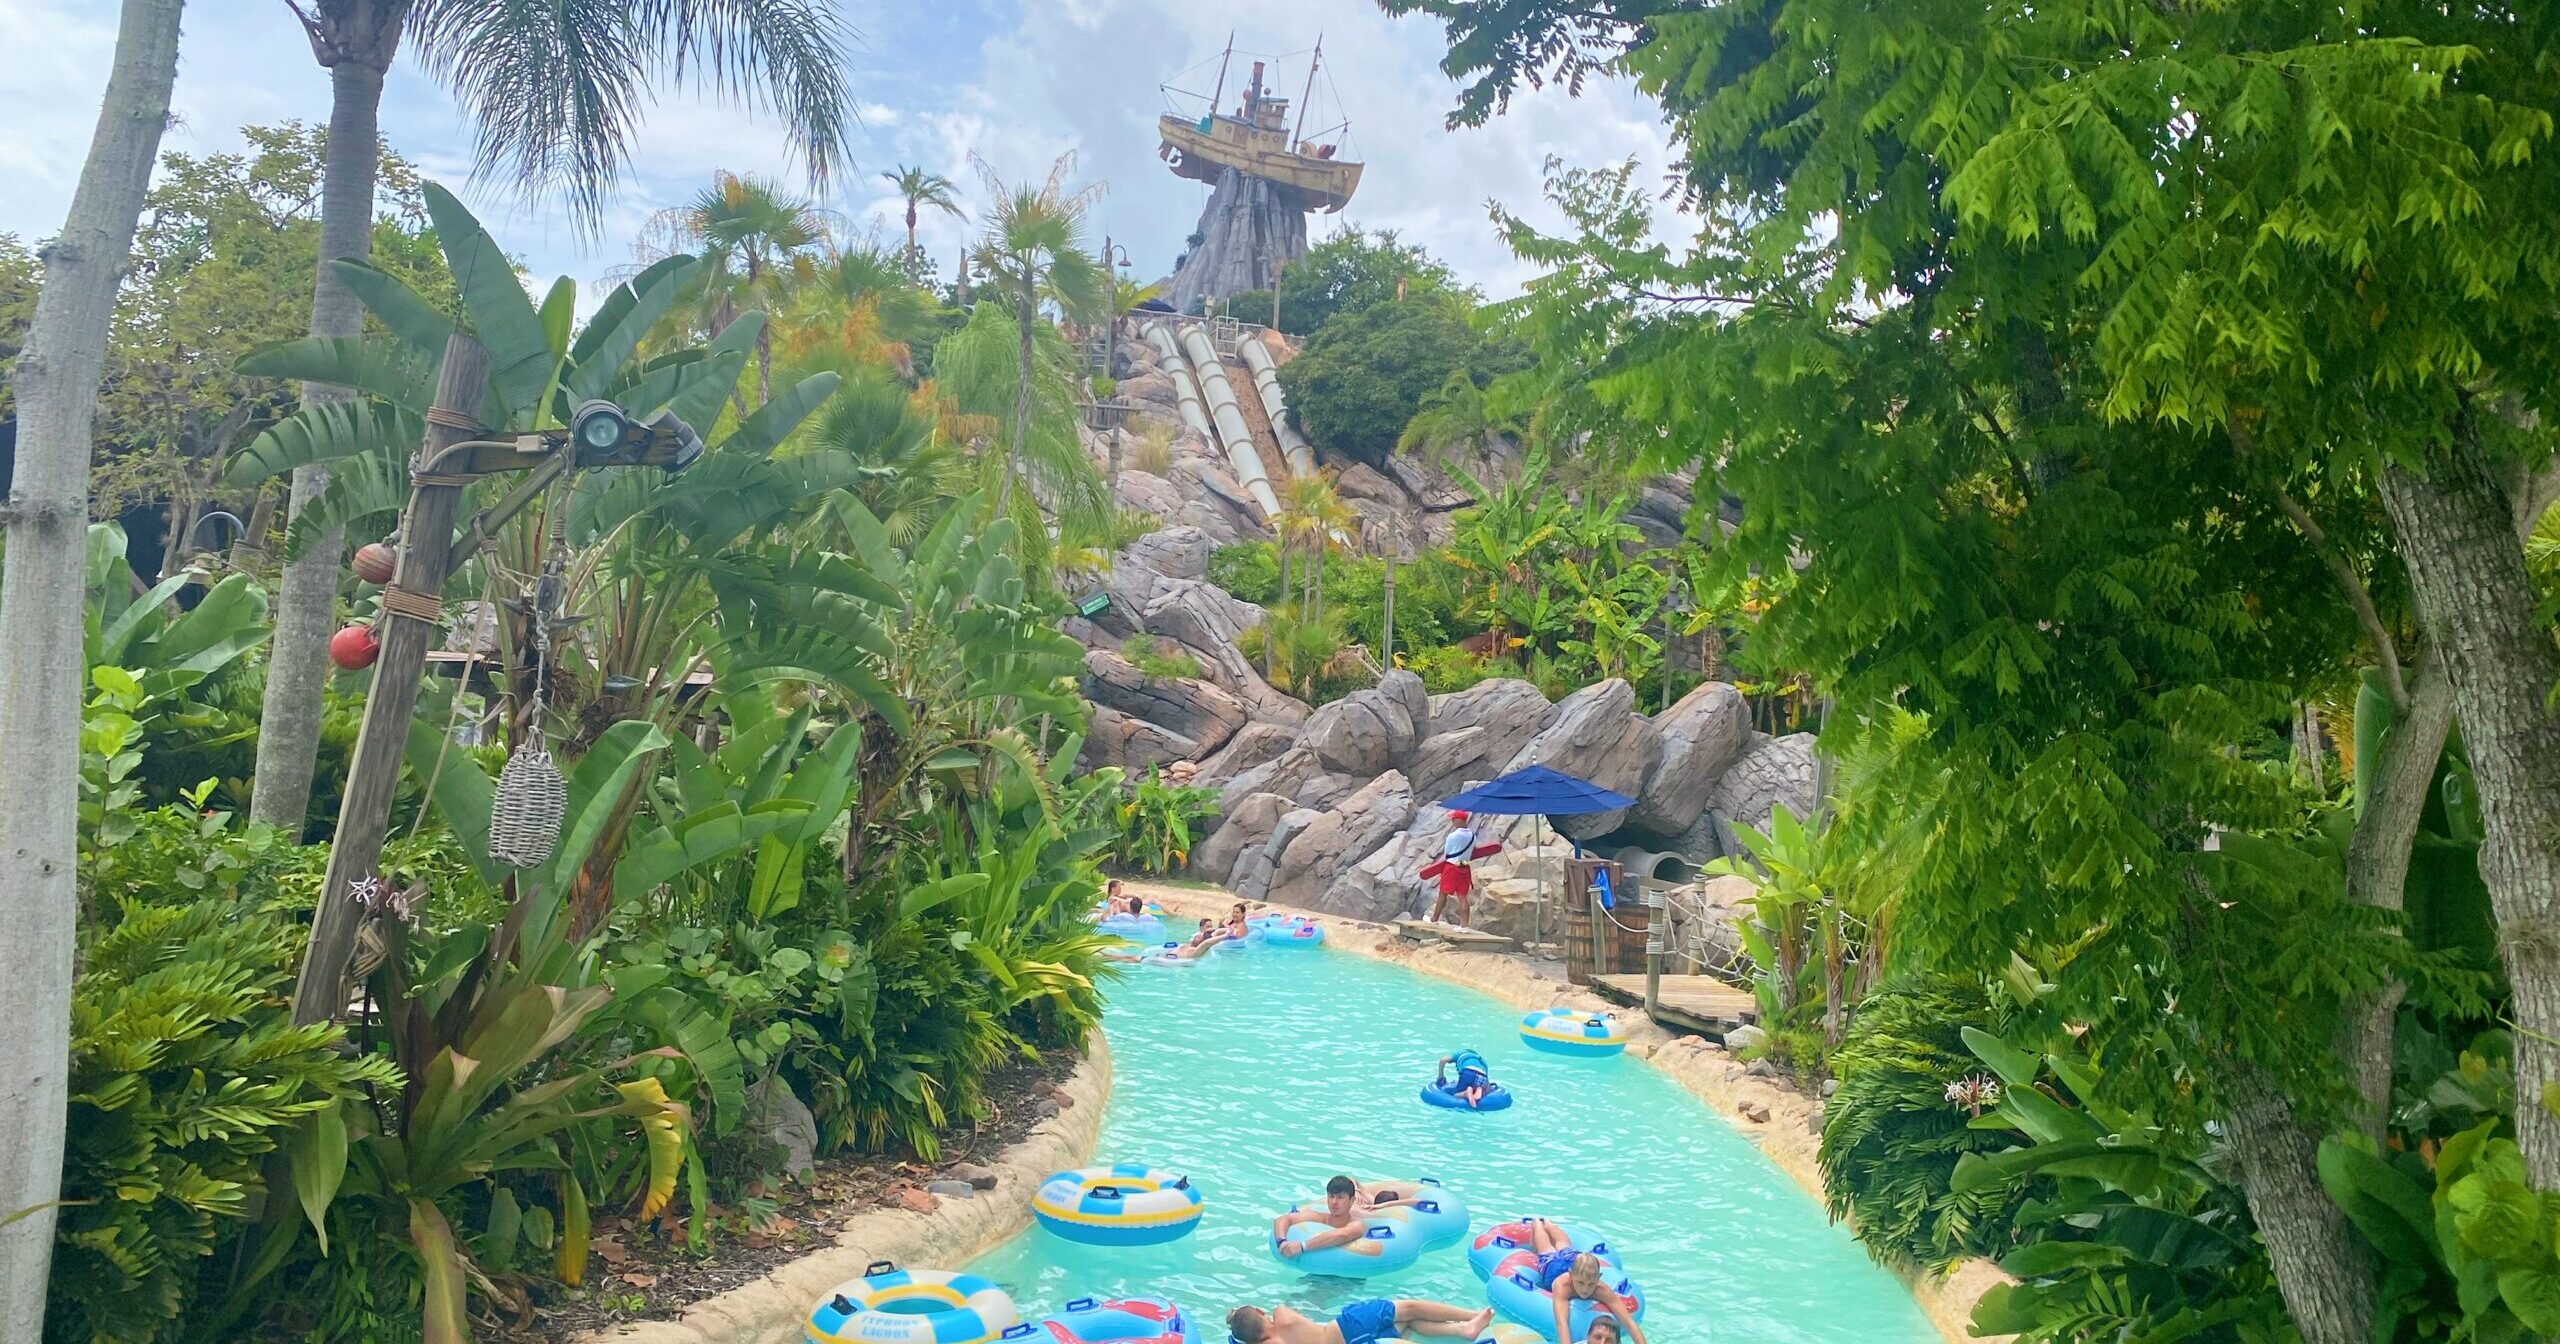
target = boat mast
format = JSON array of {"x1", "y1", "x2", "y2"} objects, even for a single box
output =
[
  {"x1": 1292, "y1": 35, "x2": 1322, "y2": 147},
  {"x1": 1208, "y1": 31, "x2": 1235, "y2": 117}
]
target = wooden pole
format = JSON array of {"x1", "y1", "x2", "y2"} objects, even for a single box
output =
[{"x1": 289, "y1": 332, "x2": 494, "y2": 1025}]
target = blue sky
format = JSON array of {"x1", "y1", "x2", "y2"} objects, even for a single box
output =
[{"x1": 0, "y1": 0, "x2": 1675, "y2": 302}]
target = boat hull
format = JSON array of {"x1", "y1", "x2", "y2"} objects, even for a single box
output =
[{"x1": 1158, "y1": 114, "x2": 1362, "y2": 213}]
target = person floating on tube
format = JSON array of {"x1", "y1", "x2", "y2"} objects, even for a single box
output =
[{"x1": 1418, "y1": 809, "x2": 1502, "y2": 927}]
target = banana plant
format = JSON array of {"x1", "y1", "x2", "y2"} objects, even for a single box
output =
[{"x1": 83, "y1": 522, "x2": 270, "y2": 704}]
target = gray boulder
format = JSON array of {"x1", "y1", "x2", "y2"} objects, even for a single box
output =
[
  {"x1": 1233, "y1": 806, "x2": 1325, "y2": 902},
  {"x1": 1629, "y1": 681, "x2": 1749, "y2": 836},
  {"x1": 1293, "y1": 771, "x2": 1362, "y2": 811},
  {"x1": 1266, "y1": 771, "x2": 1417, "y2": 909},
  {"x1": 1121, "y1": 526, "x2": 1215, "y2": 582},
  {"x1": 1324, "y1": 807, "x2": 1533, "y2": 923},
  {"x1": 1428, "y1": 677, "x2": 1552, "y2": 736},
  {"x1": 1301, "y1": 677, "x2": 1424, "y2": 777},
  {"x1": 1707, "y1": 731, "x2": 1820, "y2": 848},
  {"x1": 1502, "y1": 679, "x2": 1662, "y2": 839},
  {"x1": 1196, "y1": 790, "x2": 1295, "y2": 887},
  {"x1": 742, "y1": 1076, "x2": 819, "y2": 1183},
  {"x1": 1082, "y1": 649, "x2": 1246, "y2": 758},
  {"x1": 1409, "y1": 678, "x2": 1554, "y2": 800},
  {"x1": 1218, "y1": 744, "x2": 1325, "y2": 818},
  {"x1": 1078, "y1": 707, "x2": 1196, "y2": 771},
  {"x1": 1195, "y1": 721, "x2": 1293, "y2": 785}
]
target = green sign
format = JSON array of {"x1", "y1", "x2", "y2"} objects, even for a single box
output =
[{"x1": 1077, "y1": 592, "x2": 1111, "y2": 617}]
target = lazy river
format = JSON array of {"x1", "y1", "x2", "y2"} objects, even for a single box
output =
[{"x1": 964, "y1": 939, "x2": 1940, "y2": 1342}]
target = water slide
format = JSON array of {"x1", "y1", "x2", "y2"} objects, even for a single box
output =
[
  {"x1": 1146, "y1": 320, "x2": 1285, "y2": 520},
  {"x1": 1236, "y1": 338, "x2": 1318, "y2": 477}
]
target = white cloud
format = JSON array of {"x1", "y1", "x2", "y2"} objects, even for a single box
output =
[{"x1": 0, "y1": 0, "x2": 1678, "y2": 298}]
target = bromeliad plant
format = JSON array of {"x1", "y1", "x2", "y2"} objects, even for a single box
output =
[{"x1": 1111, "y1": 766, "x2": 1218, "y2": 875}]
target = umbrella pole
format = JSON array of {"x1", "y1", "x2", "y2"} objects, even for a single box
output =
[{"x1": 1534, "y1": 813, "x2": 1547, "y2": 953}]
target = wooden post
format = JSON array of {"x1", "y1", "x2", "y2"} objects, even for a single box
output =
[
  {"x1": 1644, "y1": 882, "x2": 1663, "y2": 1019},
  {"x1": 289, "y1": 333, "x2": 493, "y2": 1025}
]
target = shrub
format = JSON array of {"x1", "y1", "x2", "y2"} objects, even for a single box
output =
[
  {"x1": 1120, "y1": 633, "x2": 1203, "y2": 681},
  {"x1": 1209, "y1": 541, "x2": 1281, "y2": 604},
  {"x1": 1130, "y1": 421, "x2": 1175, "y2": 476},
  {"x1": 1817, "y1": 978, "x2": 2027, "y2": 1271},
  {"x1": 1408, "y1": 643, "x2": 1499, "y2": 694},
  {"x1": 1112, "y1": 767, "x2": 1221, "y2": 873},
  {"x1": 49, "y1": 898, "x2": 396, "y2": 1344}
]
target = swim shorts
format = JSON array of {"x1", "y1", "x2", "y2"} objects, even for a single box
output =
[
  {"x1": 1539, "y1": 1247, "x2": 1580, "y2": 1288},
  {"x1": 1335, "y1": 1298, "x2": 1401, "y2": 1343}
]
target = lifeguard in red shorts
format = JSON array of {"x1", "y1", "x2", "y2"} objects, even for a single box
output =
[{"x1": 1418, "y1": 809, "x2": 1503, "y2": 926}]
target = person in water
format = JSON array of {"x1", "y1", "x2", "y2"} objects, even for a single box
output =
[
  {"x1": 1434, "y1": 1049, "x2": 1495, "y2": 1108},
  {"x1": 1545, "y1": 1253, "x2": 1646, "y2": 1344},
  {"x1": 1272, "y1": 1175, "x2": 1370, "y2": 1257},
  {"x1": 1174, "y1": 918, "x2": 1224, "y2": 958},
  {"x1": 1583, "y1": 1321, "x2": 1621, "y2": 1343},
  {"x1": 1225, "y1": 1299, "x2": 1492, "y2": 1344}
]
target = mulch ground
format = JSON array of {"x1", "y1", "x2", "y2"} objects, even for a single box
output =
[{"x1": 509, "y1": 1046, "x2": 1086, "y2": 1341}]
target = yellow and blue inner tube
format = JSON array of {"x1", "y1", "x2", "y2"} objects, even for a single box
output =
[
  {"x1": 1518, "y1": 1008, "x2": 1628, "y2": 1058},
  {"x1": 1032, "y1": 1165, "x2": 1205, "y2": 1246},
  {"x1": 806, "y1": 1262, "x2": 1019, "y2": 1344}
]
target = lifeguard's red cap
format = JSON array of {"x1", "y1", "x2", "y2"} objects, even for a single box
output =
[{"x1": 1448, "y1": 809, "x2": 1470, "y2": 823}]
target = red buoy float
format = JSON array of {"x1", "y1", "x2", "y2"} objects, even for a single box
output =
[
  {"x1": 329, "y1": 623, "x2": 381, "y2": 670},
  {"x1": 352, "y1": 541, "x2": 397, "y2": 584}
]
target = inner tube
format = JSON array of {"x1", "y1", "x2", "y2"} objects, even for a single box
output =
[
  {"x1": 1467, "y1": 1221, "x2": 1622, "y2": 1282},
  {"x1": 1518, "y1": 1008, "x2": 1629, "y2": 1058},
  {"x1": 1474, "y1": 1328, "x2": 1546, "y2": 1344},
  {"x1": 1420, "y1": 1079, "x2": 1513, "y2": 1112},
  {"x1": 1138, "y1": 942, "x2": 1197, "y2": 967},
  {"x1": 1485, "y1": 1250, "x2": 1646, "y2": 1341},
  {"x1": 1034, "y1": 1295, "x2": 1190, "y2": 1343},
  {"x1": 1249, "y1": 919, "x2": 1324, "y2": 949},
  {"x1": 1361, "y1": 1178, "x2": 1472, "y2": 1250},
  {"x1": 1033, "y1": 1166, "x2": 1205, "y2": 1246},
  {"x1": 807, "y1": 1262, "x2": 1020, "y2": 1344},
  {"x1": 1096, "y1": 913, "x2": 1167, "y2": 941},
  {"x1": 1269, "y1": 1209, "x2": 1423, "y2": 1278}
]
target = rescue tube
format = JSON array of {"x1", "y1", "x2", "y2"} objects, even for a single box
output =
[
  {"x1": 1518, "y1": 1008, "x2": 1629, "y2": 1058},
  {"x1": 806, "y1": 1262, "x2": 1020, "y2": 1344},
  {"x1": 1467, "y1": 1221, "x2": 1622, "y2": 1281},
  {"x1": 1034, "y1": 1295, "x2": 1190, "y2": 1343},
  {"x1": 1485, "y1": 1250, "x2": 1646, "y2": 1341},
  {"x1": 1269, "y1": 1209, "x2": 1422, "y2": 1278},
  {"x1": 1420, "y1": 1079, "x2": 1514, "y2": 1112},
  {"x1": 1032, "y1": 1166, "x2": 1205, "y2": 1246}
]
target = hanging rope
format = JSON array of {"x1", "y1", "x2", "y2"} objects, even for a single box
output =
[{"x1": 489, "y1": 483, "x2": 570, "y2": 870}]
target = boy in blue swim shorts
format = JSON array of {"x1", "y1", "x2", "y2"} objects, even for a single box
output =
[{"x1": 1225, "y1": 1298, "x2": 1491, "y2": 1343}]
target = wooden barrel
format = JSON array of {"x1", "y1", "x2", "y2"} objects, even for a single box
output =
[
  {"x1": 1562, "y1": 904, "x2": 1596, "y2": 984},
  {"x1": 1604, "y1": 900, "x2": 1652, "y2": 975}
]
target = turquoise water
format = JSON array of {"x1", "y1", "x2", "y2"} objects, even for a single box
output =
[{"x1": 965, "y1": 944, "x2": 1938, "y2": 1343}]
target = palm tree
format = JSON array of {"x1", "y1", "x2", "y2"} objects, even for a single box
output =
[
  {"x1": 251, "y1": 0, "x2": 856, "y2": 839},
  {"x1": 671, "y1": 171, "x2": 832, "y2": 407},
  {"x1": 0, "y1": 3, "x2": 185, "y2": 1327},
  {"x1": 881, "y1": 163, "x2": 963, "y2": 272},
  {"x1": 1278, "y1": 471, "x2": 1358, "y2": 623},
  {"x1": 968, "y1": 154, "x2": 1110, "y2": 514}
]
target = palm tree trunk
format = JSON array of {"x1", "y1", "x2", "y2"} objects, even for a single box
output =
[
  {"x1": 253, "y1": 52, "x2": 390, "y2": 837},
  {"x1": 905, "y1": 201, "x2": 918, "y2": 258},
  {"x1": 1269, "y1": 537, "x2": 1288, "y2": 679},
  {"x1": 0, "y1": 3, "x2": 184, "y2": 1330},
  {"x1": 998, "y1": 301, "x2": 1036, "y2": 512}
]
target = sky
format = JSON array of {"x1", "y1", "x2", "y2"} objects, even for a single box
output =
[{"x1": 0, "y1": 0, "x2": 1678, "y2": 303}]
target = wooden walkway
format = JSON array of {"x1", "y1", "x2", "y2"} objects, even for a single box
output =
[
  {"x1": 1590, "y1": 973, "x2": 1757, "y2": 1040},
  {"x1": 1392, "y1": 918, "x2": 1516, "y2": 953}
]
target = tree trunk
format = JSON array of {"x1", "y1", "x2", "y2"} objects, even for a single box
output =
[
  {"x1": 2380, "y1": 422, "x2": 2560, "y2": 1187},
  {"x1": 2339, "y1": 657, "x2": 2455, "y2": 1128},
  {"x1": 0, "y1": 2, "x2": 185, "y2": 1331},
  {"x1": 998, "y1": 302, "x2": 1035, "y2": 512},
  {"x1": 252, "y1": 55, "x2": 389, "y2": 837},
  {"x1": 2222, "y1": 1061, "x2": 2378, "y2": 1344}
]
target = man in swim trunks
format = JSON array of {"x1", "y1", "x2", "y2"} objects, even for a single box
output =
[
  {"x1": 1272, "y1": 1174, "x2": 1370, "y2": 1256},
  {"x1": 1419, "y1": 810, "x2": 1501, "y2": 926},
  {"x1": 1224, "y1": 1299, "x2": 1491, "y2": 1343}
]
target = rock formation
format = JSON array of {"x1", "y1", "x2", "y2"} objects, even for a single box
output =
[{"x1": 1165, "y1": 167, "x2": 1309, "y2": 314}]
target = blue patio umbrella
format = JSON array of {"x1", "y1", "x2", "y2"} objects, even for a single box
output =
[{"x1": 1434, "y1": 766, "x2": 1634, "y2": 945}]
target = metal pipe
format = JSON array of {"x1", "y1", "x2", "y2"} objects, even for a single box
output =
[
  {"x1": 1612, "y1": 846, "x2": 1697, "y2": 884},
  {"x1": 1236, "y1": 337, "x2": 1318, "y2": 476},
  {"x1": 1175, "y1": 322, "x2": 1283, "y2": 518},
  {"x1": 1141, "y1": 323, "x2": 1215, "y2": 441}
]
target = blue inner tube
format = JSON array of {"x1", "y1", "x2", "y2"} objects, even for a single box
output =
[
  {"x1": 1269, "y1": 1211, "x2": 1423, "y2": 1278},
  {"x1": 1420, "y1": 1079, "x2": 1513, "y2": 1111}
]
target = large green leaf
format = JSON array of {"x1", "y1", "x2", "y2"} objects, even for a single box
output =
[
  {"x1": 722, "y1": 371, "x2": 841, "y2": 459},
  {"x1": 406, "y1": 691, "x2": 502, "y2": 884},
  {"x1": 330, "y1": 257, "x2": 456, "y2": 355},
  {"x1": 287, "y1": 1103, "x2": 349, "y2": 1255},
  {"x1": 237, "y1": 335, "x2": 438, "y2": 411},
  {"x1": 665, "y1": 313, "x2": 761, "y2": 429},
  {"x1": 283, "y1": 449, "x2": 410, "y2": 560},
  {"x1": 422, "y1": 181, "x2": 554, "y2": 424},
  {"x1": 544, "y1": 720, "x2": 673, "y2": 893},
  {"x1": 619, "y1": 987, "x2": 746, "y2": 1134},
  {"x1": 2317, "y1": 1138, "x2": 2442, "y2": 1267},
  {"x1": 227, "y1": 399, "x2": 424, "y2": 488},
  {"x1": 411, "y1": 1198, "x2": 469, "y2": 1344},
  {"x1": 611, "y1": 800, "x2": 810, "y2": 903},
  {"x1": 567, "y1": 256, "x2": 701, "y2": 401}
]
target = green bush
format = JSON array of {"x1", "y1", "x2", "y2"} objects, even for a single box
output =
[
  {"x1": 49, "y1": 898, "x2": 396, "y2": 1344},
  {"x1": 1111, "y1": 767, "x2": 1221, "y2": 873},
  {"x1": 1408, "y1": 643, "x2": 1500, "y2": 694},
  {"x1": 1209, "y1": 541, "x2": 1282, "y2": 606},
  {"x1": 1277, "y1": 295, "x2": 1493, "y2": 467},
  {"x1": 1818, "y1": 979, "x2": 2028, "y2": 1271},
  {"x1": 1120, "y1": 633, "x2": 1203, "y2": 681}
]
